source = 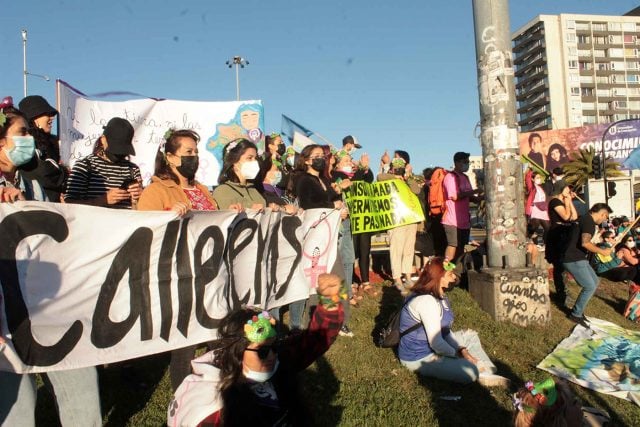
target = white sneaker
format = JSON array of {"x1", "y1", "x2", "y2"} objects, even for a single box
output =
[
  {"x1": 339, "y1": 326, "x2": 354, "y2": 337},
  {"x1": 478, "y1": 373, "x2": 510, "y2": 388}
]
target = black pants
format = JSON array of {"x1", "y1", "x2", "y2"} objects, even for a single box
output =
[
  {"x1": 599, "y1": 266, "x2": 640, "y2": 284},
  {"x1": 528, "y1": 218, "x2": 550, "y2": 242},
  {"x1": 353, "y1": 231, "x2": 372, "y2": 283},
  {"x1": 428, "y1": 214, "x2": 447, "y2": 257}
]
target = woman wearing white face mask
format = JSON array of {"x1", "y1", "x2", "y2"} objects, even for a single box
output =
[
  {"x1": 213, "y1": 138, "x2": 266, "y2": 210},
  {"x1": 616, "y1": 236, "x2": 640, "y2": 267},
  {"x1": 169, "y1": 273, "x2": 343, "y2": 426}
]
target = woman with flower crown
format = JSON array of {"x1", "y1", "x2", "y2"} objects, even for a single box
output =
[
  {"x1": 168, "y1": 273, "x2": 344, "y2": 426},
  {"x1": 139, "y1": 129, "x2": 243, "y2": 390},
  {"x1": 398, "y1": 257, "x2": 501, "y2": 385},
  {"x1": 213, "y1": 138, "x2": 266, "y2": 210}
]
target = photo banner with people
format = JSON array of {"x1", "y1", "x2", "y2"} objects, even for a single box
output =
[
  {"x1": 0, "y1": 203, "x2": 340, "y2": 374},
  {"x1": 342, "y1": 179, "x2": 425, "y2": 234},
  {"x1": 537, "y1": 317, "x2": 640, "y2": 406},
  {"x1": 56, "y1": 80, "x2": 265, "y2": 186},
  {"x1": 519, "y1": 120, "x2": 640, "y2": 174}
]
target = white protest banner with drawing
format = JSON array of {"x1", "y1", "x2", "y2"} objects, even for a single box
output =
[
  {"x1": 56, "y1": 80, "x2": 264, "y2": 186},
  {"x1": 0, "y1": 203, "x2": 340, "y2": 373}
]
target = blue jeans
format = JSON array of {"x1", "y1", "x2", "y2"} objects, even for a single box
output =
[
  {"x1": 563, "y1": 259, "x2": 599, "y2": 317},
  {"x1": 400, "y1": 330, "x2": 493, "y2": 384},
  {"x1": 0, "y1": 367, "x2": 102, "y2": 427}
]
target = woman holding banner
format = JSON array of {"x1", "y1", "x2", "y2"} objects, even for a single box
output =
[
  {"x1": 138, "y1": 129, "x2": 220, "y2": 214},
  {"x1": 213, "y1": 138, "x2": 266, "y2": 210},
  {"x1": 139, "y1": 129, "x2": 243, "y2": 390},
  {"x1": 0, "y1": 98, "x2": 102, "y2": 427}
]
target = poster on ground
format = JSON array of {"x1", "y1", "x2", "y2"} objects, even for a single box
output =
[
  {"x1": 537, "y1": 317, "x2": 640, "y2": 406},
  {"x1": 57, "y1": 80, "x2": 265, "y2": 186},
  {"x1": 0, "y1": 202, "x2": 339, "y2": 373}
]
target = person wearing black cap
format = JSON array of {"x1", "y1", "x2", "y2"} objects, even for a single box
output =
[
  {"x1": 342, "y1": 135, "x2": 362, "y2": 155},
  {"x1": 442, "y1": 152, "x2": 482, "y2": 263},
  {"x1": 17, "y1": 95, "x2": 68, "y2": 202},
  {"x1": 64, "y1": 117, "x2": 142, "y2": 209}
]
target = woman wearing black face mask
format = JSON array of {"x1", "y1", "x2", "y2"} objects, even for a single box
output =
[
  {"x1": 65, "y1": 117, "x2": 142, "y2": 209},
  {"x1": 138, "y1": 128, "x2": 225, "y2": 392},
  {"x1": 138, "y1": 129, "x2": 220, "y2": 216},
  {"x1": 291, "y1": 144, "x2": 342, "y2": 210}
]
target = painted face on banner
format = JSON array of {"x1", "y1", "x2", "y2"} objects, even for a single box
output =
[{"x1": 240, "y1": 110, "x2": 260, "y2": 130}]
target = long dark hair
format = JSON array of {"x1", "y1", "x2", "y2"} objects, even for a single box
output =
[
  {"x1": 409, "y1": 256, "x2": 448, "y2": 298},
  {"x1": 218, "y1": 138, "x2": 258, "y2": 185},
  {"x1": 288, "y1": 144, "x2": 321, "y2": 197},
  {"x1": 320, "y1": 145, "x2": 333, "y2": 180},
  {"x1": 212, "y1": 307, "x2": 263, "y2": 393},
  {"x1": 154, "y1": 129, "x2": 200, "y2": 185},
  {"x1": 27, "y1": 125, "x2": 60, "y2": 163}
]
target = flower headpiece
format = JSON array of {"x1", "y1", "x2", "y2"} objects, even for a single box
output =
[
  {"x1": 226, "y1": 140, "x2": 240, "y2": 152},
  {"x1": 0, "y1": 96, "x2": 14, "y2": 128},
  {"x1": 163, "y1": 128, "x2": 174, "y2": 141},
  {"x1": 443, "y1": 260, "x2": 456, "y2": 272},
  {"x1": 269, "y1": 132, "x2": 281, "y2": 139},
  {"x1": 391, "y1": 157, "x2": 406, "y2": 168},
  {"x1": 525, "y1": 378, "x2": 557, "y2": 407},
  {"x1": 244, "y1": 310, "x2": 277, "y2": 343},
  {"x1": 335, "y1": 149, "x2": 350, "y2": 161},
  {"x1": 285, "y1": 146, "x2": 295, "y2": 155}
]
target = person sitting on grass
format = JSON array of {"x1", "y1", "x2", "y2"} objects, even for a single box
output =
[
  {"x1": 173, "y1": 273, "x2": 344, "y2": 426},
  {"x1": 512, "y1": 378, "x2": 610, "y2": 427},
  {"x1": 398, "y1": 257, "x2": 501, "y2": 385}
]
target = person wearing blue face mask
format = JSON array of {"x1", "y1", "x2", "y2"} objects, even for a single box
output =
[
  {"x1": 0, "y1": 96, "x2": 103, "y2": 427},
  {"x1": 0, "y1": 97, "x2": 48, "y2": 201}
]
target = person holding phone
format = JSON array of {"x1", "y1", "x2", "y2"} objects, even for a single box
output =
[{"x1": 65, "y1": 117, "x2": 142, "y2": 209}]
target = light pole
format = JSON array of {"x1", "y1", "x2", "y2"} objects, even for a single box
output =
[
  {"x1": 226, "y1": 56, "x2": 249, "y2": 101},
  {"x1": 21, "y1": 29, "x2": 50, "y2": 97}
]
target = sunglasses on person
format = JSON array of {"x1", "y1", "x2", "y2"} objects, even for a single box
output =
[{"x1": 245, "y1": 343, "x2": 279, "y2": 360}]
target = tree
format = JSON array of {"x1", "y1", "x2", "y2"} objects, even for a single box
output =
[{"x1": 562, "y1": 146, "x2": 624, "y2": 190}]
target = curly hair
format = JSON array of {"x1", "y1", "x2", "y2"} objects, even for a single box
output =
[
  {"x1": 513, "y1": 381, "x2": 579, "y2": 427},
  {"x1": 218, "y1": 138, "x2": 258, "y2": 184}
]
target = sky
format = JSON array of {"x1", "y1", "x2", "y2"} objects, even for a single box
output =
[{"x1": 1, "y1": 0, "x2": 637, "y2": 171}]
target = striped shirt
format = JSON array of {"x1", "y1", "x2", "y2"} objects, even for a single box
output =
[{"x1": 64, "y1": 154, "x2": 142, "y2": 209}]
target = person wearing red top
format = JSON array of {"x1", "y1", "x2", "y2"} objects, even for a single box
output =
[{"x1": 172, "y1": 273, "x2": 344, "y2": 427}]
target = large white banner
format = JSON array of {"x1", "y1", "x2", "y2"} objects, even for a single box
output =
[
  {"x1": 0, "y1": 203, "x2": 340, "y2": 373},
  {"x1": 57, "y1": 80, "x2": 265, "y2": 186}
]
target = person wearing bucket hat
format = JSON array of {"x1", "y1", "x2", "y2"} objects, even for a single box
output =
[
  {"x1": 17, "y1": 95, "x2": 68, "y2": 201},
  {"x1": 65, "y1": 117, "x2": 142, "y2": 209}
]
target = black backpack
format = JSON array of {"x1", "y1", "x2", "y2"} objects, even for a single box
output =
[{"x1": 377, "y1": 297, "x2": 422, "y2": 348}]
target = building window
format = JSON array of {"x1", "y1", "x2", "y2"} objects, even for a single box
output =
[
  {"x1": 592, "y1": 23, "x2": 607, "y2": 32},
  {"x1": 624, "y1": 34, "x2": 637, "y2": 44},
  {"x1": 608, "y1": 22, "x2": 621, "y2": 31},
  {"x1": 568, "y1": 60, "x2": 578, "y2": 69},
  {"x1": 608, "y1": 48, "x2": 624, "y2": 57},
  {"x1": 566, "y1": 33, "x2": 576, "y2": 43},
  {"x1": 577, "y1": 35, "x2": 590, "y2": 44},
  {"x1": 627, "y1": 74, "x2": 640, "y2": 83},
  {"x1": 566, "y1": 20, "x2": 576, "y2": 29},
  {"x1": 583, "y1": 115, "x2": 597, "y2": 124},
  {"x1": 622, "y1": 22, "x2": 636, "y2": 32},
  {"x1": 571, "y1": 87, "x2": 581, "y2": 96},
  {"x1": 582, "y1": 87, "x2": 594, "y2": 97}
]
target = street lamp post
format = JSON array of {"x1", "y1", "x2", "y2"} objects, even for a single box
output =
[
  {"x1": 226, "y1": 56, "x2": 249, "y2": 101},
  {"x1": 21, "y1": 29, "x2": 51, "y2": 97}
]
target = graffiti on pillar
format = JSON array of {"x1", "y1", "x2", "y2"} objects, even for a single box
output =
[
  {"x1": 497, "y1": 274, "x2": 550, "y2": 326},
  {"x1": 478, "y1": 25, "x2": 514, "y2": 110}
]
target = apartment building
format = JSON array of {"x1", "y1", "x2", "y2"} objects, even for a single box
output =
[{"x1": 513, "y1": 12, "x2": 640, "y2": 132}]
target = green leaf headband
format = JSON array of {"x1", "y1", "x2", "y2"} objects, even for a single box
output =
[
  {"x1": 443, "y1": 261, "x2": 456, "y2": 272},
  {"x1": 526, "y1": 378, "x2": 557, "y2": 406},
  {"x1": 391, "y1": 158, "x2": 406, "y2": 168},
  {"x1": 243, "y1": 310, "x2": 277, "y2": 343},
  {"x1": 0, "y1": 111, "x2": 6, "y2": 128}
]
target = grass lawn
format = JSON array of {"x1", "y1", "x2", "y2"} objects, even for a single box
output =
[{"x1": 33, "y1": 274, "x2": 640, "y2": 426}]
